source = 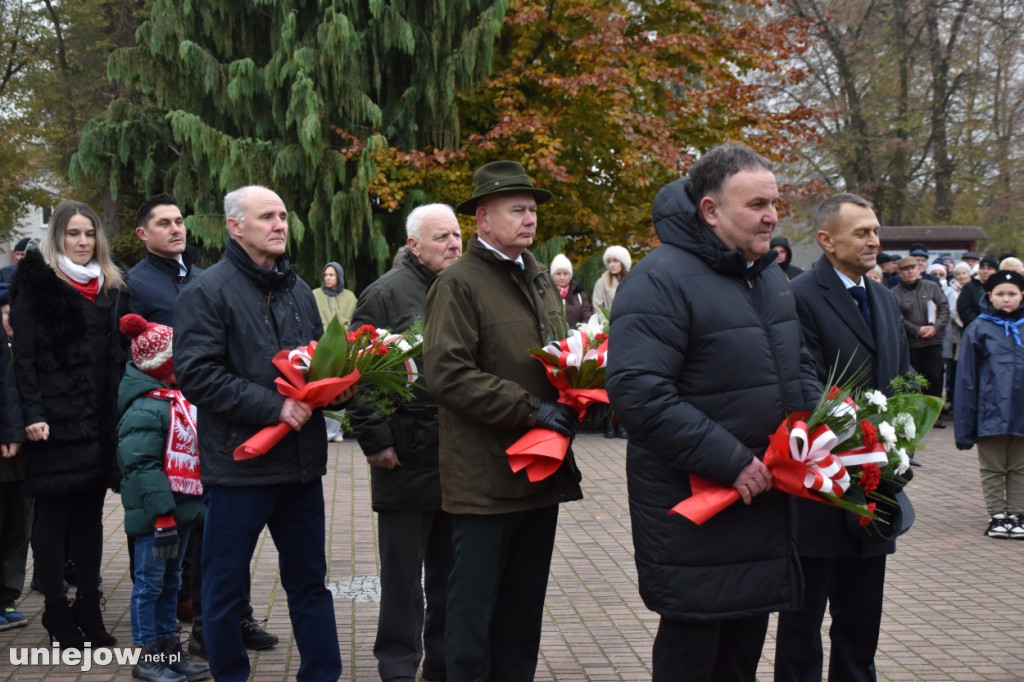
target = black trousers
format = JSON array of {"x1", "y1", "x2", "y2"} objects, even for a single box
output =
[
  {"x1": 33, "y1": 488, "x2": 106, "y2": 601},
  {"x1": 0, "y1": 481, "x2": 31, "y2": 608},
  {"x1": 374, "y1": 509, "x2": 453, "y2": 680},
  {"x1": 652, "y1": 613, "x2": 769, "y2": 682},
  {"x1": 774, "y1": 554, "x2": 887, "y2": 682},
  {"x1": 909, "y1": 345, "x2": 944, "y2": 399},
  {"x1": 445, "y1": 505, "x2": 559, "y2": 682}
]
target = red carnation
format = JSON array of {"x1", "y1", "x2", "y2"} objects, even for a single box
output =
[
  {"x1": 827, "y1": 386, "x2": 841, "y2": 400},
  {"x1": 859, "y1": 463, "x2": 881, "y2": 495},
  {"x1": 859, "y1": 502, "x2": 878, "y2": 526},
  {"x1": 860, "y1": 420, "x2": 878, "y2": 447},
  {"x1": 355, "y1": 324, "x2": 379, "y2": 339}
]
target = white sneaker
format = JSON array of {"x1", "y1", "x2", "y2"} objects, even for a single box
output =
[
  {"x1": 986, "y1": 514, "x2": 1011, "y2": 539},
  {"x1": 1009, "y1": 514, "x2": 1024, "y2": 540}
]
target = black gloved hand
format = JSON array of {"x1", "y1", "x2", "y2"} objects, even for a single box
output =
[
  {"x1": 153, "y1": 517, "x2": 179, "y2": 561},
  {"x1": 534, "y1": 401, "x2": 579, "y2": 438}
]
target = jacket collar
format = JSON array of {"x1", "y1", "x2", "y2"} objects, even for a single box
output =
[
  {"x1": 812, "y1": 254, "x2": 876, "y2": 352},
  {"x1": 224, "y1": 238, "x2": 295, "y2": 294},
  {"x1": 143, "y1": 250, "x2": 193, "y2": 277},
  {"x1": 397, "y1": 248, "x2": 440, "y2": 285}
]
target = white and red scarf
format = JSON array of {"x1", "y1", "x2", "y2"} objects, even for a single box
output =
[{"x1": 145, "y1": 388, "x2": 202, "y2": 496}]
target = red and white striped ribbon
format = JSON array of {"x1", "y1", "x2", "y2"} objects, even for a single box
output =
[{"x1": 788, "y1": 421, "x2": 851, "y2": 496}]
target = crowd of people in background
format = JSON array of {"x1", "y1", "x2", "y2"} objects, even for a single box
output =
[{"x1": 0, "y1": 144, "x2": 1021, "y2": 682}]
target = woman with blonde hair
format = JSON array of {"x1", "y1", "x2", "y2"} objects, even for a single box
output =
[
  {"x1": 593, "y1": 245, "x2": 630, "y2": 438},
  {"x1": 10, "y1": 199, "x2": 129, "y2": 650},
  {"x1": 592, "y1": 245, "x2": 631, "y2": 321}
]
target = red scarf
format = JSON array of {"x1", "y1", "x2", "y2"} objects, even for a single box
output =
[
  {"x1": 558, "y1": 286, "x2": 569, "y2": 299},
  {"x1": 144, "y1": 388, "x2": 202, "y2": 496},
  {"x1": 67, "y1": 277, "x2": 100, "y2": 303}
]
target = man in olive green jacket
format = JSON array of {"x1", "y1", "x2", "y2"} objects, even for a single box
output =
[{"x1": 423, "y1": 161, "x2": 583, "y2": 681}]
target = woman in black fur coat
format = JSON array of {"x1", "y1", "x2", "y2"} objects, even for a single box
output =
[{"x1": 10, "y1": 200, "x2": 129, "y2": 650}]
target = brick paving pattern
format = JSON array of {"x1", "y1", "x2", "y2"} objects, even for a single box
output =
[{"x1": 1, "y1": 427, "x2": 1022, "y2": 680}]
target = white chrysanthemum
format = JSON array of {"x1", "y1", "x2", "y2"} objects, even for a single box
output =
[
  {"x1": 896, "y1": 447, "x2": 911, "y2": 475},
  {"x1": 878, "y1": 421, "x2": 897, "y2": 447},
  {"x1": 396, "y1": 337, "x2": 413, "y2": 352},
  {"x1": 577, "y1": 314, "x2": 605, "y2": 337},
  {"x1": 894, "y1": 412, "x2": 916, "y2": 440},
  {"x1": 865, "y1": 390, "x2": 888, "y2": 412}
]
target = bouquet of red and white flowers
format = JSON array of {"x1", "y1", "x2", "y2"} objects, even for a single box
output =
[
  {"x1": 673, "y1": 370, "x2": 942, "y2": 531},
  {"x1": 506, "y1": 316, "x2": 610, "y2": 482},
  {"x1": 234, "y1": 319, "x2": 422, "y2": 460}
]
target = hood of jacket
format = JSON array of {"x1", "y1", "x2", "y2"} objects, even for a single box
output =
[
  {"x1": 117, "y1": 362, "x2": 165, "y2": 414},
  {"x1": 769, "y1": 236, "x2": 794, "y2": 267},
  {"x1": 651, "y1": 178, "x2": 776, "y2": 279}
]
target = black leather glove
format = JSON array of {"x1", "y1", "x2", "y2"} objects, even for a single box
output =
[
  {"x1": 534, "y1": 401, "x2": 579, "y2": 438},
  {"x1": 153, "y1": 517, "x2": 179, "y2": 561}
]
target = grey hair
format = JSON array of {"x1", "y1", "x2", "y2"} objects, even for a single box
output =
[
  {"x1": 687, "y1": 143, "x2": 773, "y2": 207},
  {"x1": 406, "y1": 203, "x2": 457, "y2": 241},
  {"x1": 223, "y1": 185, "x2": 273, "y2": 227},
  {"x1": 814, "y1": 192, "x2": 875, "y2": 233}
]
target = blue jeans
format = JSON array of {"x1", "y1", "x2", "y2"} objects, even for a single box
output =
[
  {"x1": 201, "y1": 480, "x2": 341, "y2": 682},
  {"x1": 131, "y1": 526, "x2": 191, "y2": 646}
]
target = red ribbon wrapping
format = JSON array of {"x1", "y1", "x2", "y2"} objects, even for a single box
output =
[
  {"x1": 669, "y1": 412, "x2": 863, "y2": 524},
  {"x1": 233, "y1": 349, "x2": 360, "y2": 461},
  {"x1": 506, "y1": 337, "x2": 609, "y2": 482}
]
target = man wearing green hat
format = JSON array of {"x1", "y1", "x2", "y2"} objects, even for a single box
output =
[{"x1": 423, "y1": 161, "x2": 584, "y2": 680}]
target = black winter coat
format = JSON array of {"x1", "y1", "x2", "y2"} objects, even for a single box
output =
[
  {"x1": 606, "y1": 178, "x2": 821, "y2": 621},
  {"x1": 127, "y1": 251, "x2": 203, "y2": 326},
  {"x1": 349, "y1": 249, "x2": 441, "y2": 511},
  {"x1": 173, "y1": 239, "x2": 327, "y2": 487},
  {"x1": 560, "y1": 278, "x2": 593, "y2": 328},
  {"x1": 956, "y1": 278, "x2": 986, "y2": 330},
  {"x1": 0, "y1": 326, "x2": 24, "y2": 484},
  {"x1": 10, "y1": 251, "x2": 129, "y2": 497}
]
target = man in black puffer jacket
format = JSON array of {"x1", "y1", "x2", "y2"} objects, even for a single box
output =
[
  {"x1": 606, "y1": 144, "x2": 822, "y2": 682},
  {"x1": 174, "y1": 185, "x2": 355, "y2": 682}
]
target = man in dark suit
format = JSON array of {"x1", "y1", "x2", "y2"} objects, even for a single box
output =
[{"x1": 776, "y1": 193, "x2": 911, "y2": 682}]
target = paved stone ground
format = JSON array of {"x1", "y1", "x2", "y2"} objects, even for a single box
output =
[{"x1": 2, "y1": 426, "x2": 1023, "y2": 680}]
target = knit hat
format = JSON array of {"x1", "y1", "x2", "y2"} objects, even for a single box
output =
[
  {"x1": 876, "y1": 253, "x2": 895, "y2": 265},
  {"x1": 926, "y1": 263, "x2": 947, "y2": 278},
  {"x1": 120, "y1": 314, "x2": 175, "y2": 381},
  {"x1": 550, "y1": 253, "x2": 573, "y2": 277},
  {"x1": 603, "y1": 245, "x2": 631, "y2": 272},
  {"x1": 980, "y1": 256, "x2": 999, "y2": 270},
  {"x1": 985, "y1": 270, "x2": 1024, "y2": 293},
  {"x1": 953, "y1": 261, "x2": 971, "y2": 275},
  {"x1": 13, "y1": 237, "x2": 31, "y2": 253}
]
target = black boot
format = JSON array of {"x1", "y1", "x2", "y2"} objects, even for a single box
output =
[
  {"x1": 241, "y1": 614, "x2": 279, "y2": 650},
  {"x1": 604, "y1": 416, "x2": 616, "y2": 439},
  {"x1": 161, "y1": 634, "x2": 210, "y2": 681},
  {"x1": 616, "y1": 422, "x2": 628, "y2": 439},
  {"x1": 41, "y1": 598, "x2": 86, "y2": 650},
  {"x1": 73, "y1": 590, "x2": 117, "y2": 646},
  {"x1": 132, "y1": 642, "x2": 186, "y2": 682},
  {"x1": 187, "y1": 615, "x2": 206, "y2": 660}
]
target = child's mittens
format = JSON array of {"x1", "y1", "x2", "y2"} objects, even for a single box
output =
[{"x1": 153, "y1": 514, "x2": 179, "y2": 560}]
